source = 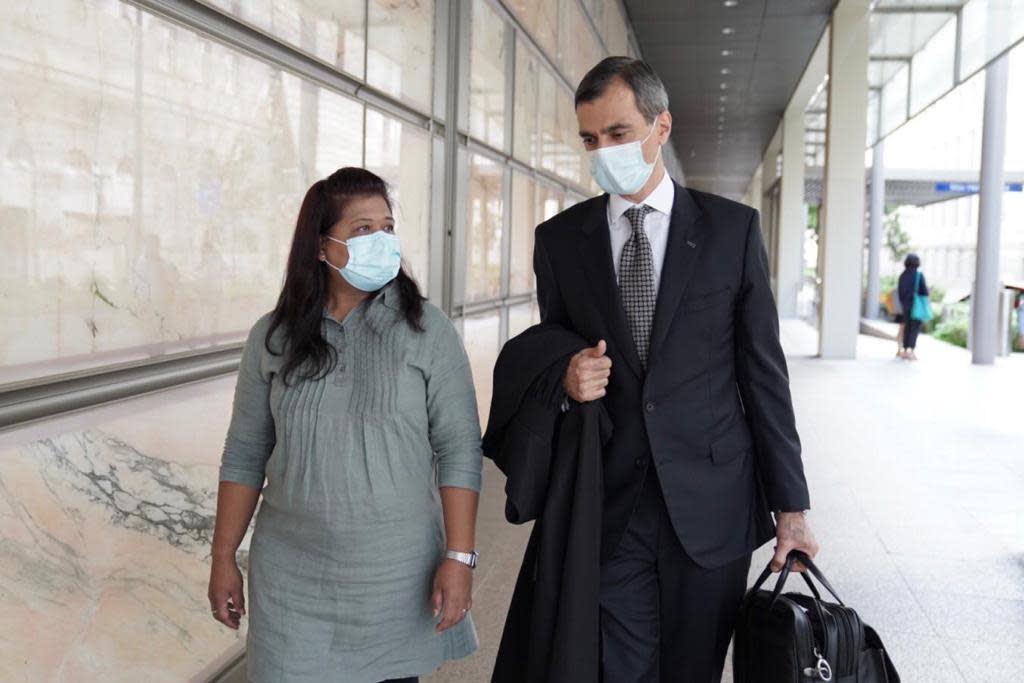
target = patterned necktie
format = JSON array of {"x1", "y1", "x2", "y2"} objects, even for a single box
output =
[{"x1": 619, "y1": 204, "x2": 657, "y2": 368}]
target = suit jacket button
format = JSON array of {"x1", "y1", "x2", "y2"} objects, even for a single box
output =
[
  {"x1": 635, "y1": 457, "x2": 645, "y2": 468},
  {"x1": 645, "y1": 401, "x2": 655, "y2": 412}
]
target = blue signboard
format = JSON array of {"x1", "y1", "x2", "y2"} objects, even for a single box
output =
[{"x1": 935, "y1": 182, "x2": 1023, "y2": 193}]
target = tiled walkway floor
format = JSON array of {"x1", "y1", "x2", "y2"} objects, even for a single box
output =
[{"x1": 428, "y1": 321, "x2": 1024, "y2": 683}]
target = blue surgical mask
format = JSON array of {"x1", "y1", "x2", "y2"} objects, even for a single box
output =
[
  {"x1": 589, "y1": 120, "x2": 662, "y2": 196},
  {"x1": 323, "y1": 231, "x2": 402, "y2": 292}
]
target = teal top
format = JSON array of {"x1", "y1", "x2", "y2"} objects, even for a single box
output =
[{"x1": 220, "y1": 281, "x2": 482, "y2": 682}]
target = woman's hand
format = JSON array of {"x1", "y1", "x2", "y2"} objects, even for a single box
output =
[
  {"x1": 208, "y1": 556, "x2": 246, "y2": 629},
  {"x1": 431, "y1": 559, "x2": 473, "y2": 633}
]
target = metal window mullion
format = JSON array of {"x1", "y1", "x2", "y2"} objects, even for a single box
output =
[
  {"x1": 442, "y1": 0, "x2": 466, "y2": 317},
  {"x1": 952, "y1": 6, "x2": 963, "y2": 86}
]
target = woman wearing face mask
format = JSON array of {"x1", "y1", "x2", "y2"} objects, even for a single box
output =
[{"x1": 208, "y1": 168, "x2": 482, "y2": 683}]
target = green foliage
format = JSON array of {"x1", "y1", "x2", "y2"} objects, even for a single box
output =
[
  {"x1": 884, "y1": 211, "x2": 912, "y2": 262},
  {"x1": 807, "y1": 204, "x2": 820, "y2": 234},
  {"x1": 932, "y1": 317, "x2": 968, "y2": 348}
]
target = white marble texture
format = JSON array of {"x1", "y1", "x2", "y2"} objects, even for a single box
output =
[{"x1": 0, "y1": 377, "x2": 248, "y2": 682}]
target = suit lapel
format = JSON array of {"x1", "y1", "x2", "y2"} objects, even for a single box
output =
[
  {"x1": 648, "y1": 184, "x2": 705, "y2": 370},
  {"x1": 580, "y1": 195, "x2": 645, "y2": 382}
]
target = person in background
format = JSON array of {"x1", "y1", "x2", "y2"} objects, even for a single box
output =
[
  {"x1": 897, "y1": 253, "x2": 929, "y2": 361},
  {"x1": 208, "y1": 167, "x2": 483, "y2": 683}
]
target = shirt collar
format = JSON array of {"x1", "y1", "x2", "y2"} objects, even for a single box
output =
[{"x1": 608, "y1": 170, "x2": 675, "y2": 225}]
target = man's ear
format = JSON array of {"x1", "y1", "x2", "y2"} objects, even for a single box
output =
[{"x1": 658, "y1": 110, "x2": 673, "y2": 144}]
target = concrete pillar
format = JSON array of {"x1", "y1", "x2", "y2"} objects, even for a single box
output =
[
  {"x1": 818, "y1": 0, "x2": 869, "y2": 359},
  {"x1": 864, "y1": 140, "x2": 885, "y2": 319},
  {"x1": 777, "y1": 104, "x2": 806, "y2": 318},
  {"x1": 971, "y1": 52, "x2": 1010, "y2": 365}
]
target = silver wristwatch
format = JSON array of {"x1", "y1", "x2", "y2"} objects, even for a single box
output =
[{"x1": 445, "y1": 549, "x2": 479, "y2": 569}]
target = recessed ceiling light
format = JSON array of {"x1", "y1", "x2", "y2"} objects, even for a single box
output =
[
  {"x1": 720, "y1": 83, "x2": 728, "y2": 89},
  {"x1": 719, "y1": 106, "x2": 726, "y2": 112},
  {"x1": 721, "y1": 68, "x2": 731, "y2": 75},
  {"x1": 720, "y1": 95, "x2": 728, "y2": 101},
  {"x1": 722, "y1": 27, "x2": 735, "y2": 35},
  {"x1": 724, "y1": 0, "x2": 739, "y2": 7},
  {"x1": 721, "y1": 49, "x2": 733, "y2": 57}
]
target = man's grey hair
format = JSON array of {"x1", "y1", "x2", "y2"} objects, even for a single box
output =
[{"x1": 574, "y1": 57, "x2": 670, "y2": 122}]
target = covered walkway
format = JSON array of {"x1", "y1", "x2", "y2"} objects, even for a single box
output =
[{"x1": 429, "y1": 323, "x2": 1024, "y2": 683}]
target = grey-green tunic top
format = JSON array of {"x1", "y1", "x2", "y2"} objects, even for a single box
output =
[{"x1": 219, "y1": 282, "x2": 483, "y2": 683}]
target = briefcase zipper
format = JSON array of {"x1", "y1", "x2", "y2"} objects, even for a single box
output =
[{"x1": 777, "y1": 595, "x2": 833, "y2": 682}]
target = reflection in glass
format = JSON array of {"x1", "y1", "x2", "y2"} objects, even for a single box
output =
[
  {"x1": 505, "y1": 0, "x2": 559, "y2": 62},
  {"x1": 0, "y1": 1, "x2": 364, "y2": 385},
  {"x1": 465, "y1": 154, "x2": 505, "y2": 302},
  {"x1": 470, "y1": 0, "x2": 507, "y2": 150},
  {"x1": 365, "y1": 110, "x2": 432, "y2": 293},
  {"x1": 204, "y1": 0, "x2": 366, "y2": 78},
  {"x1": 513, "y1": 38, "x2": 541, "y2": 166},
  {"x1": 367, "y1": 0, "x2": 434, "y2": 113}
]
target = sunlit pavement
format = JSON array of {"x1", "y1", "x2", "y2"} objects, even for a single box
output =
[{"x1": 428, "y1": 321, "x2": 1024, "y2": 683}]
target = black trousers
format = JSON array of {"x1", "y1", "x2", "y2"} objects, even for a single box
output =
[
  {"x1": 903, "y1": 319, "x2": 923, "y2": 349},
  {"x1": 600, "y1": 469, "x2": 751, "y2": 683},
  {"x1": 379, "y1": 678, "x2": 417, "y2": 683}
]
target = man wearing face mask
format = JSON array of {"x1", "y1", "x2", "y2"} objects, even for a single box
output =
[{"x1": 530, "y1": 58, "x2": 819, "y2": 681}]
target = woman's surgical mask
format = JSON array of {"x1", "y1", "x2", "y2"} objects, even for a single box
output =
[
  {"x1": 588, "y1": 119, "x2": 662, "y2": 196},
  {"x1": 323, "y1": 230, "x2": 402, "y2": 292}
]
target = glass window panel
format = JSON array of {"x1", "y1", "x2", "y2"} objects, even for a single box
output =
[
  {"x1": 556, "y1": 91, "x2": 583, "y2": 184},
  {"x1": 509, "y1": 172, "x2": 536, "y2": 295},
  {"x1": 513, "y1": 38, "x2": 541, "y2": 165},
  {"x1": 881, "y1": 64, "x2": 909, "y2": 137},
  {"x1": 869, "y1": 11, "x2": 952, "y2": 57},
  {"x1": 364, "y1": 110, "x2": 431, "y2": 293},
  {"x1": 465, "y1": 153, "x2": 505, "y2": 302},
  {"x1": 506, "y1": 0, "x2": 559, "y2": 61},
  {"x1": 538, "y1": 183, "x2": 564, "y2": 224},
  {"x1": 910, "y1": 17, "x2": 956, "y2": 115},
  {"x1": 508, "y1": 301, "x2": 539, "y2": 337},
  {"x1": 960, "y1": 0, "x2": 1024, "y2": 79},
  {"x1": 561, "y1": 0, "x2": 603, "y2": 87},
  {"x1": 367, "y1": 0, "x2": 434, "y2": 113},
  {"x1": 461, "y1": 311, "x2": 500, "y2": 426},
  {"x1": 203, "y1": 0, "x2": 366, "y2": 78},
  {"x1": 538, "y1": 65, "x2": 561, "y2": 174},
  {"x1": 469, "y1": 0, "x2": 507, "y2": 150},
  {"x1": 0, "y1": 1, "x2": 364, "y2": 386}
]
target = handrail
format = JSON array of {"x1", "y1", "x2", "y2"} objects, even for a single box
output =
[{"x1": 0, "y1": 344, "x2": 242, "y2": 431}]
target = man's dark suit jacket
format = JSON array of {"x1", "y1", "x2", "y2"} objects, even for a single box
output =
[{"x1": 533, "y1": 180, "x2": 811, "y2": 569}]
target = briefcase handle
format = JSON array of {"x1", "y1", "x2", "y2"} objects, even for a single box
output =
[{"x1": 748, "y1": 550, "x2": 845, "y2": 607}]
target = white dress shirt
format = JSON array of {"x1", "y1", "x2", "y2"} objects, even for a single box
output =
[{"x1": 607, "y1": 170, "x2": 675, "y2": 296}]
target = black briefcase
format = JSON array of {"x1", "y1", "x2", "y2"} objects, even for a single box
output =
[{"x1": 733, "y1": 551, "x2": 900, "y2": 683}]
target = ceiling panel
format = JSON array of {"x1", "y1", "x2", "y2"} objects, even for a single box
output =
[{"x1": 626, "y1": 0, "x2": 837, "y2": 197}]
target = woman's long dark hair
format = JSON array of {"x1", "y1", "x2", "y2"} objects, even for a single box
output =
[{"x1": 266, "y1": 167, "x2": 425, "y2": 384}]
